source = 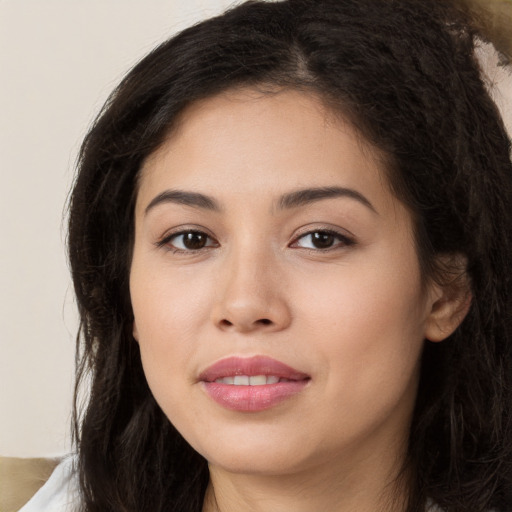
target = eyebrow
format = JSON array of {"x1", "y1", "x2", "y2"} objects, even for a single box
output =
[
  {"x1": 278, "y1": 186, "x2": 377, "y2": 213},
  {"x1": 144, "y1": 186, "x2": 377, "y2": 216},
  {"x1": 145, "y1": 190, "x2": 221, "y2": 215}
]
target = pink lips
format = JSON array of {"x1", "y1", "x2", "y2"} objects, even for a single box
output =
[{"x1": 199, "y1": 356, "x2": 310, "y2": 412}]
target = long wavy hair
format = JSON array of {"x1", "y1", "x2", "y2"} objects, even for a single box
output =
[{"x1": 68, "y1": 0, "x2": 512, "y2": 510}]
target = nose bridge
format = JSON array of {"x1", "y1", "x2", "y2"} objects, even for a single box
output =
[{"x1": 212, "y1": 236, "x2": 291, "y2": 332}]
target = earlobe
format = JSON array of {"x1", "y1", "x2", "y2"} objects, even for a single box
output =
[{"x1": 424, "y1": 256, "x2": 472, "y2": 342}]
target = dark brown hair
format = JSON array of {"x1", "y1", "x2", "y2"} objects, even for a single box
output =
[{"x1": 68, "y1": 0, "x2": 512, "y2": 510}]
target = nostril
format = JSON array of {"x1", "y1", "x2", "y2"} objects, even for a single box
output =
[{"x1": 217, "y1": 317, "x2": 274, "y2": 330}]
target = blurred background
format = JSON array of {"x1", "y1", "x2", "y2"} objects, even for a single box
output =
[{"x1": 0, "y1": 0, "x2": 510, "y2": 458}]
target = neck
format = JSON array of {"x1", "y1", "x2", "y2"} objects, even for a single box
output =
[{"x1": 202, "y1": 441, "x2": 411, "y2": 512}]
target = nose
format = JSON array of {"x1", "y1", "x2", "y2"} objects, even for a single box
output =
[{"x1": 211, "y1": 247, "x2": 292, "y2": 334}]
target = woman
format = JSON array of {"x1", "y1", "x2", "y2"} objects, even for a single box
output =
[{"x1": 22, "y1": 0, "x2": 512, "y2": 510}]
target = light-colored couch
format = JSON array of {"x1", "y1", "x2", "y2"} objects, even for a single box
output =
[{"x1": 0, "y1": 457, "x2": 60, "y2": 512}]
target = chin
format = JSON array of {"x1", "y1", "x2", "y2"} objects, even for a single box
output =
[
  {"x1": 205, "y1": 448, "x2": 311, "y2": 476},
  {"x1": 182, "y1": 422, "x2": 324, "y2": 477}
]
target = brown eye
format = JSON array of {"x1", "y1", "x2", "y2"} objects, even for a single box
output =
[
  {"x1": 166, "y1": 230, "x2": 217, "y2": 251},
  {"x1": 310, "y1": 232, "x2": 335, "y2": 249},
  {"x1": 293, "y1": 230, "x2": 354, "y2": 250},
  {"x1": 182, "y1": 232, "x2": 208, "y2": 249}
]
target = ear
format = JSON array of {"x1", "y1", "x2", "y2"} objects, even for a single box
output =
[{"x1": 424, "y1": 255, "x2": 472, "y2": 343}]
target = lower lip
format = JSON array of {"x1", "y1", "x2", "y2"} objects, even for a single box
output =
[{"x1": 202, "y1": 381, "x2": 309, "y2": 412}]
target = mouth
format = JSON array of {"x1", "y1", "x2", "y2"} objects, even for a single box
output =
[
  {"x1": 212, "y1": 375, "x2": 296, "y2": 385},
  {"x1": 199, "y1": 356, "x2": 310, "y2": 412},
  {"x1": 199, "y1": 355, "x2": 310, "y2": 383}
]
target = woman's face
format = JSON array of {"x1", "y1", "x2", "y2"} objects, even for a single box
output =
[{"x1": 130, "y1": 88, "x2": 437, "y2": 477}]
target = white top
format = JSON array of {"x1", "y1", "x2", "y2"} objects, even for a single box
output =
[{"x1": 19, "y1": 456, "x2": 79, "y2": 512}]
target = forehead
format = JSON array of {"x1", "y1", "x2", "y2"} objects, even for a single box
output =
[{"x1": 136, "y1": 88, "x2": 393, "y2": 214}]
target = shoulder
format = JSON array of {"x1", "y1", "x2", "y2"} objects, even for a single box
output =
[{"x1": 18, "y1": 455, "x2": 79, "y2": 512}]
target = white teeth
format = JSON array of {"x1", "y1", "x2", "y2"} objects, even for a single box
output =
[
  {"x1": 249, "y1": 375, "x2": 267, "y2": 386},
  {"x1": 233, "y1": 375, "x2": 249, "y2": 385},
  {"x1": 215, "y1": 376, "x2": 234, "y2": 384},
  {"x1": 214, "y1": 375, "x2": 283, "y2": 385}
]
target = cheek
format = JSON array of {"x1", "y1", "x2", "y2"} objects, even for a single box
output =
[
  {"x1": 130, "y1": 264, "x2": 213, "y2": 394},
  {"x1": 295, "y1": 254, "x2": 426, "y2": 398},
  {"x1": 132, "y1": 258, "x2": 211, "y2": 334},
  {"x1": 299, "y1": 251, "x2": 424, "y2": 328}
]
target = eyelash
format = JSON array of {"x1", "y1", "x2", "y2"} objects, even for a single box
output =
[
  {"x1": 290, "y1": 229, "x2": 355, "y2": 251},
  {"x1": 156, "y1": 228, "x2": 355, "y2": 254},
  {"x1": 156, "y1": 229, "x2": 218, "y2": 253}
]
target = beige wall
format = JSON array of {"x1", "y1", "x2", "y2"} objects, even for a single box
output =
[
  {"x1": 0, "y1": 0, "x2": 230, "y2": 457},
  {"x1": 0, "y1": 0, "x2": 510, "y2": 458}
]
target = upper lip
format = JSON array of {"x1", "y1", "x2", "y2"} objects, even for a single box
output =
[{"x1": 199, "y1": 355, "x2": 309, "y2": 383}]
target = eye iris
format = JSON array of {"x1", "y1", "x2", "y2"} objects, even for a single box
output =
[
  {"x1": 183, "y1": 232, "x2": 207, "y2": 250},
  {"x1": 312, "y1": 232, "x2": 335, "y2": 248}
]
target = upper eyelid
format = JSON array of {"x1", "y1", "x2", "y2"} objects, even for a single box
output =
[
  {"x1": 291, "y1": 226, "x2": 355, "y2": 242},
  {"x1": 292, "y1": 230, "x2": 354, "y2": 245}
]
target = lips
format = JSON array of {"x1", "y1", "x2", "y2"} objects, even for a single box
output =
[
  {"x1": 199, "y1": 356, "x2": 310, "y2": 412},
  {"x1": 199, "y1": 355, "x2": 309, "y2": 382}
]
